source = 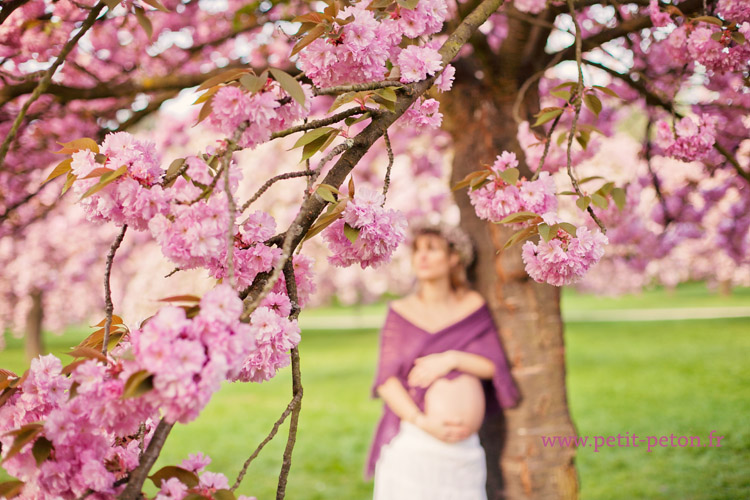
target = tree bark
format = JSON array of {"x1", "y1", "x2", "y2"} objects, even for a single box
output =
[
  {"x1": 25, "y1": 289, "x2": 44, "y2": 361},
  {"x1": 442, "y1": 76, "x2": 579, "y2": 500}
]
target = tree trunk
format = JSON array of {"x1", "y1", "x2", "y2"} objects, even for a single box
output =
[
  {"x1": 442, "y1": 76, "x2": 579, "y2": 500},
  {"x1": 25, "y1": 289, "x2": 44, "y2": 361}
]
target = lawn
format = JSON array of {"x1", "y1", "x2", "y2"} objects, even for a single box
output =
[{"x1": 1, "y1": 284, "x2": 748, "y2": 499}]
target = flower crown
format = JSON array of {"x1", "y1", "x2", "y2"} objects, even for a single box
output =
[{"x1": 407, "y1": 220, "x2": 475, "y2": 267}]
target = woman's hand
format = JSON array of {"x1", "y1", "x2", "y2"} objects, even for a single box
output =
[
  {"x1": 414, "y1": 413, "x2": 472, "y2": 443},
  {"x1": 407, "y1": 351, "x2": 457, "y2": 388}
]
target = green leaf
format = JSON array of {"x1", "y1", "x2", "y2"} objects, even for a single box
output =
[
  {"x1": 149, "y1": 466, "x2": 200, "y2": 489},
  {"x1": 31, "y1": 437, "x2": 52, "y2": 465},
  {"x1": 301, "y1": 133, "x2": 332, "y2": 162},
  {"x1": 558, "y1": 222, "x2": 578, "y2": 237},
  {"x1": 373, "y1": 93, "x2": 396, "y2": 112},
  {"x1": 102, "y1": 0, "x2": 120, "y2": 10},
  {"x1": 550, "y1": 90, "x2": 571, "y2": 101},
  {"x1": 583, "y1": 93, "x2": 602, "y2": 117},
  {"x1": 551, "y1": 81, "x2": 577, "y2": 91},
  {"x1": 470, "y1": 178, "x2": 491, "y2": 191},
  {"x1": 538, "y1": 223, "x2": 552, "y2": 242},
  {"x1": 1, "y1": 424, "x2": 43, "y2": 464},
  {"x1": 612, "y1": 187, "x2": 626, "y2": 210},
  {"x1": 710, "y1": 32, "x2": 723, "y2": 42},
  {"x1": 578, "y1": 175, "x2": 604, "y2": 184},
  {"x1": 269, "y1": 68, "x2": 306, "y2": 106},
  {"x1": 344, "y1": 112, "x2": 371, "y2": 127},
  {"x1": 731, "y1": 31, "x2": 746, "y2": 45},
  {"x1": 557, "y1": 190, "x2": 577, "y2": 195},
  {"x1": 0, "y1": 480, "x2": 24, "y2": 499},
  {"x1": 196, "y1": 69, "x2": 250, "y2": 92},
  {"x1": 134, "y1": 6, "x2": 153, "y2": 39},
  {"x1": 141, "y1": 0, "x2": 169, "y2": 11},
  {"x1": 503, "y1": 224, "x2": 539, "y2": 249},
  {"x1": 396, "y1": 0, "x2": 419, "y2": 9},
  {"x1": 497, "y1": 211, "x2": 540, "y2": 224},
  {"x1": 55, "y1": 138, "x2": 99, "y2": 155},
  {"x1": 292, "y1": 127, "x2": 336, "y2": 149},
  {"x1": 291, "y1": 24, "x2": 326, "y2": 57},
  {"x1": 576, "y1": 196, "x2": 591, "y2": 211},
  {"x1": 693, "y1": 15, "x2": 723, "y2": 26},
  {"x1": 592, "y1": 85, "x2": 620, "y2": 99},
  {"x1": 327, "y1": 91, "x2": 358, "y2": 113},
  {"x1": 122, "y1": 370, "x2": 154, "y2": 399},
  {"x1": 597, "y1": 181, "x2": 615, "y2": 196},
  {"x1": 240, "y1": 74, "x2": 266, "y2": 94},
  {"x1": 43, "y1": 158, "x2": 73, "y2": 184},
  {"x1": 368, "y1": 0, "x2": 393, "y2": 8},
  {"x1": 214, "y1": 490, "x2": 237, "y2": 500},
  {"x1": 591, "y1": 193, "x2": 608, "y2": 209},
  {"x1": 316, "y1": 185, "x2": 337, "y2": 203},
  {"x1": 343, "y1": 222, "x2": 360, "y2": 244},
  {"x1": 532, "y1": 108, "x2": 563, "y2": 127},
  {"x1": 61, "y1": 172, "x2": 77, "y2": 195},
  {"x1": 79, "y1": 165, "x2": 127, "y2": 200},
  {"x1": 374, "y1": 87, "x2": 398, "y2": 102},
  {"x1": 499, "y1": 168, "x2": 520, "y2": 185}
]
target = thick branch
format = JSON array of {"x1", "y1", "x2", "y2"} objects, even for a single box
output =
[
  {"x1": 119, "y1": 419, "x2": 174, "y2": 500},
  {"x1": 0, "y1": 0, "x2": 32, "y2": 25},
  {"x1": 545, "y1": 0, "x2": 703, "y2": 65}
]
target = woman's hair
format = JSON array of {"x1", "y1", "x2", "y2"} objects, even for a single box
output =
[{"x1": 409, "y1": 224, "x2": 477, "y2": 291}]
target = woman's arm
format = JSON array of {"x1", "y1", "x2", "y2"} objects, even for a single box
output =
[
  {"x1": 376, "y1": 375, "x2": 473, "y2": 442},
  {"x1": 375, "y1": 376, "x2": 423, "y2": 425},
  {"x1": 407, "y1": 350, "x2": 495, "y2": 388}
]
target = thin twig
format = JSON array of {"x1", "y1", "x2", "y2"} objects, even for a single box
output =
[
  {"x1": 231, "y1": 391, "x2": 303, "y2": 492},
  {"x1": 531, "y1": 113, "x2": 562, "y2": 180},
  {"x1": 270, "y1": 108, "x2": 376, "y2": 140},
  {"x1": 276, "y1": 261, "x2": 303, "y2": 500},
  {"x1": 240, "y1": 170, "x2": 316, "y2": 213},
  {"x1": 224, "y1": 154, "x2": 237, "y2": 288},
  {"x1": 313, "y1": 81, "x2": 403, "y2": 96},
  {"x1": 239, "y1": 139, "x2": 354, "y2": 321},
  {"x1": 381, "y1": 131, "x2": 394, "y2": 203},
  {"x1": 102, "y1": 224, "x2": 128, "y2": 356},
  {"x1": 643, "y1": 119, "x2": 673, "y2": 226},
  {"x1": 566, "y1": 0, "x2": 606, "y2": 233},
  {"x1": 0, "y1": 3, "x2": 105, "y2": 168}
]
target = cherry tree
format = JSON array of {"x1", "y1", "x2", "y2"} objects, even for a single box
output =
[{"x1": 0, "y1": 0, "x2": 749, "y2": 498}]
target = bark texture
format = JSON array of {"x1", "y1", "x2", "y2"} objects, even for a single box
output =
[
  {"x1": 442, "y1": 74, "x2": 579, "y2": 500},
  {"x1": 25, "y1": 289, "x2": 44, "y2": 361}
]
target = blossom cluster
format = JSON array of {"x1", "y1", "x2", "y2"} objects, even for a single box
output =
[
  {"x1": 71, "y1": 132, "x2": 170, "y2": 230},
  {"x1": 0, "y1": 355, "x2": 158, "y2": 498},
  {"x1": 655, "y1": 114, "x2": 718, "y2": 163},
  {"x1": 521, "y1": 225, "x2": 609, "y2": 286},
  {"x1": 297, "y1": 1, "x2": 448, "y2": 88},
  {"x1": 233, "y1": 294, "x2": 302, "y2": 383},
  {"x1": 468, "y1": 151, "x2": 558, "y2": 222},
  {"x1": 209, "y1": 80, "x2": 313, "y2": 149},
  {"x1": 514, "y1": 0, "x2": 547, "y2": 14},
  {"x1": 156, "y1": 453, "x2": 257, "y2": 500},
  {"x1": 717, "y1": 0, "x2": 750, "y2": 23},
  {"x1": 129, "y1": 284, "x2": 255, "y2": 423},
  {"x1": 666, "y1": 22, "x2": 750, "y2": 73},
  {"x1": 322, "y1": 187, "x2": 407, "y2": 269}
]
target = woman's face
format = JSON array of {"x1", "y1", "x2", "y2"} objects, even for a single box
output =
[{"x1": 411, "y1": 233, "x2": 460, "y2": 282}]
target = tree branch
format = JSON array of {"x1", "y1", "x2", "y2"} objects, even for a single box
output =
[
  {"x1": 119, "y1": 419, "x2": 174, "y2": 500},
  {"x1": 102, "y1": 224, "x2": 128, "y2": 356},
  {"x1": 0, "y1": 3, "x2": 105, "y2": 169},
  {"x1": 544, "y1": 0, "x2": 703, "y2": 66}
]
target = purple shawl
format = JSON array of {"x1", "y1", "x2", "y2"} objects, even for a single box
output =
[{"x1": 364, "y1": 301, "x2": 520, "y2": 480}]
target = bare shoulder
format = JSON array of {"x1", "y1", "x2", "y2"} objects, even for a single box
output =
[
  {"x1": 391, "y1": 294, "x2": 417, "y2": 313},
  {"x1": 461, "y1": 289, "x2": 486, "y2": 310}
]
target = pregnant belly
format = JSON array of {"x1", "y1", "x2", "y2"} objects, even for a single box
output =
[{"x1": 424, "y1": 374, "x2": 485, "y2": 434}]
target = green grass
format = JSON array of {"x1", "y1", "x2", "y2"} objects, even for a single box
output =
[{"x1": 1, "y1": 284, "x2": 749, "y2": 499}]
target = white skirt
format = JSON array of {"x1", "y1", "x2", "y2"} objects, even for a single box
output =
[{"x1": 373, "y1": 421, "x2": 488, "y2": 500}]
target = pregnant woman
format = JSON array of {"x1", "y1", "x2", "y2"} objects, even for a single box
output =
[{"x1": 365, "y1": 222, "x2": 521, "y2": 500}]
